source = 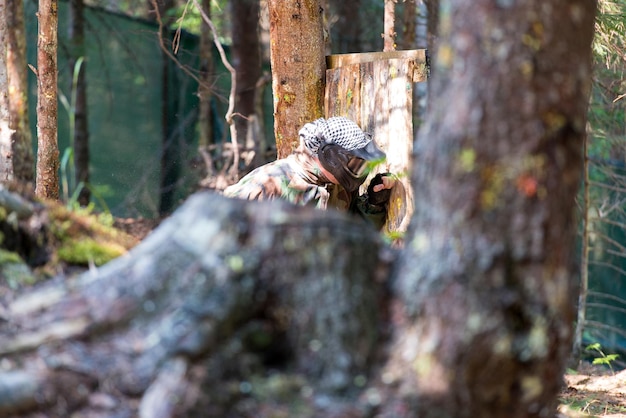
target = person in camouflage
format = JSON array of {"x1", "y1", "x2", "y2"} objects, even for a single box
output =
[{"x1": 223, "y1": 117, "x2": 396, "y2": 230}]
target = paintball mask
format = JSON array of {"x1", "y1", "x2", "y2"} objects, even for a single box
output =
[{"x1": 299, "y1": 117, "x2": 386, "y2": 192}]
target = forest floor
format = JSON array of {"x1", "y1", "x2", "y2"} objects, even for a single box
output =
[
  {"x1": 113, "y1": 218, "x2": 626, "y2": 418},
  {"x1": 559, "y1": 363, "x2": 626, "y2": 417}
]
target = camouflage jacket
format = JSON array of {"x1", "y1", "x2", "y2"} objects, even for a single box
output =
[{"x1": 223, "y1": 150, "x2": 387, "y2": 229}]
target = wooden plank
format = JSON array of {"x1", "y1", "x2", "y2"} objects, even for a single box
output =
[
  {"x1": 324, "y1": 56, "x2": 416, "y2": 239},
  {"x1": 326, "y1": 49, "x2": 426, "y2": 67},
  {"x1": 326, "y1": 49, "x2": 428, "y2": 83}
]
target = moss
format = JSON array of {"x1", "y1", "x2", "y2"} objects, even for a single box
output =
[
  {"x1": 457, "y1": 147, "x2": 477, "y2": 173},
  {"x1": 57, "y1": 237, "x2": 127, "y2": 266},
  {"x1": 0, "y1": 248, "x2": 22, "y2": 264},
  {"x1": 283, "y1": 93, "x2": 295, "y2": 104},
  {"x1": 48, "y1": 204, "x2": 137, "y2": 267},
  {"x1": 0, "y1": 249, "x2": 37, "y2": 288}
]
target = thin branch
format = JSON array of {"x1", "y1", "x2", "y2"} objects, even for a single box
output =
[
  {"x1": 148, "y1": 0, "x2": 218, "y2": 105},
  {"x1": 192, "y1": 0, "x2": 240, "y2": 176},
  {"x1": 574, "y1": 134, "x2": 591, "y2": 355}
]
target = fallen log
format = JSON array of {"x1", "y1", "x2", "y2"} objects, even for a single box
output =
[{"x1": 0, "y1": 191, "x2": 393, "y2": 417}]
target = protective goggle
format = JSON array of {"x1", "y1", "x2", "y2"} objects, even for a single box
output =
[{"x1": 346, "y1": 156, "x2": 368, "y2": 177}]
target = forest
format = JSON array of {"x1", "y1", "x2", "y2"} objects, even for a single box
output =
[{"x1": 0, "y1": 0, "x2": 625, "y2": 417}]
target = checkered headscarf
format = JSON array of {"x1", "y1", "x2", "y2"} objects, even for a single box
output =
[{"x1": 299, "y1": 117, "x2": 373, "y2": 154}]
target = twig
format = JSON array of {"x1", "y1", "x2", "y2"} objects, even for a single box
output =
[{"x1": 192, "y1": 0, "x2": 240, "y2": 177}]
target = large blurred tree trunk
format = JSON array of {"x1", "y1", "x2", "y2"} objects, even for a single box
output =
[
  {"x1": 35, "y1": 0, "x2": 59, "y2": 199},
  {"x1": 268, "y1": 0, "x2": 325, "y2": 157},
  {"x1": 230, "y1": 0, "x2": 261, "y2": 162},
  {"x1": 68, "y1": 0, "x2": 90, "y2": 206},
  {"x1": 385, "y1": 0, "x2": 597, "y2": 416},
  {"x1": 1, "y1": 0, "x2": 35, "y2": 182}
]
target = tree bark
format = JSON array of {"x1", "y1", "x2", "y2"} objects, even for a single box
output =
[
  {"x1": 0, "y1": 192, "x2": 389, "y2": 417},
  {"x1": 268, "y1": 0, "x2": 325, "y2": 158},
  {"x1": 398, "y1": 0, "x2": 418, "y2": 50},
  {"x1": 197, "y1": 0, "x2": 214, "y2": 158},
  {"x1": 386, "y1": 0, "x2": 597, "y2": 416},
  {"x1": 5, "y1": 0, "x2": 35, "y2": 182},
  {"x1": 1, "y1": 0, "x2": 35, "y2": 183},
  {"x1": 230, "y1": 0, "x2": 261, "y2": 157},
  {"x1": 383, "y1": 0, "x2": 396, "y2": 51},
  {"x1": 35, "y1": 0, "x2": 59, "y2": 199},
  {"x1": 0, "y1": 0, "x2": 10, "y2": 180}
]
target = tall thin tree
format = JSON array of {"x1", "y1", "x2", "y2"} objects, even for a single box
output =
[
  {"x1": 35, "y1": 0, "x2": 59, "y2": 199},
  {"x1": 152, "y1": 0, "x2": 178, "y2": 215},
  {"x1": 383, "y1": 0, "x2": 396, "y2": 51},
  {"x1": 1, "y1": 0, "x2": 35, "y2": 182},
  {"x1": 230, "y1": 0, "x2": 261, "y2": 162},
  {"x1": 69, "y1": 0, "x2": 90, "y2": 205},
  {"x1": 197, "y1": 0, "x2": 214, "y2": 176},
  {"x1": 0, "y1": 0, "x2": 10, "y2": 181}
]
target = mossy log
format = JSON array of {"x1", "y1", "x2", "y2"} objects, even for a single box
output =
[
  {"x1": 0, "y1": 192, "x2": 393, "y2": 417},
  {"x1": 0, "y1": 183, "x2": 138, "y2": 289}
]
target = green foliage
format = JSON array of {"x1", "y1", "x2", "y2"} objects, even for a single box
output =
[
  {"x1": 57, "y1": 237, "x2": 126, "y2": 266},
  {"x1": 585, "y1": 0, "x2": 626, "y2": 206},
  {"x1": 585, "y1": 342, "x2": 620, "y2": 374},
  {"x1": 48, "y1": 203, "x2": 137, "y2": 267},
  {"x1": 58, "y1": 56, "x2": 84, "y2": 204},
  {"x1": 59, "y1": 57, "x2": 113, "y2": 216},
  {"x1": 66, "y1": 202, "x2": 115, "y2": 228},
  {"x1": 169, "y1": 0, "x2": 230, "y2": 40},
  {"x1": 593, "y1": 0, "x2": 626, "y2": 69}
]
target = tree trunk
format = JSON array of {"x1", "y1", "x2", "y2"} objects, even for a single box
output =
[
  {"x1": 0, "y1": 0, "x2": 10, "y2": 180},
  {"x1": 386, "y1": 0, "x2": 597, "y2": 416},
  {"x1": 230, "y1": 0, "x2": 261, "y2": 160},
  {"x1": 151, "y1": 0, "x2": 179, "y2": 216},
  {"x1": 35, "y1": 0, "x2": 59, "y2": 199},
  {"x1": 398, "y1": 0, "x2": 418, "y2": 50},
  {"x1": 68, "y1": 0, "x2": 90, "y2": 206},
  {"x1": 197, "y1": 0, "x2": 214, "y2": 163},
  {"x1": 383, "y1": 0, "x2": 396, "y2": 51},
  {"x1": 333, "y1": 0, "x2": 363, "y2": 53},
  {"x1": 5, "y1": 0, "x2": 35, "y2": 182},
  {"x1": 268, "y1": 0, "x2": 325, "y2": 158}
]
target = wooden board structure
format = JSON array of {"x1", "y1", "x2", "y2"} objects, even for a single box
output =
[{"x1": 324, "y1": 49, "x2": 428, "y2": 238}]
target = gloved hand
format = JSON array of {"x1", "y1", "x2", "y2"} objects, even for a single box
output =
[{"x1": 367, "y1": 173, "x2": 393, "y2": 206}]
